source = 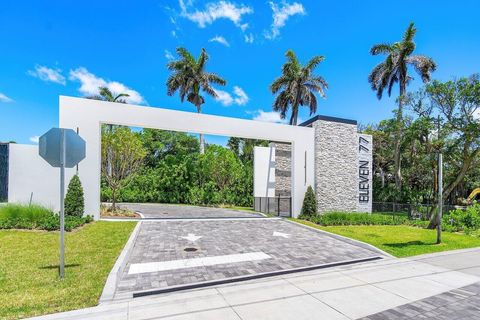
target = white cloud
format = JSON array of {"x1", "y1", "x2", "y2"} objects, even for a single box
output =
[
  {"x1": 0, "y1": 93, "x2": 13, "y2": 103},
  {"x1": 265, "y1": 1, "x2": 305, "y2": 39},
  {"x1": 215, "y1": 89, "x2": 234, "y2": 105},
  {"x1": 215, "y1": 85, "x2": 249, "y2": 106},
  {"x1": 233, "y1": 86, "x2": 248, "y2": 105},
  {"x1": 29, "y1": 136, "x2": 40, "y2": 144},
  {"x1": 252, "y1": 110, "x2": 287, "y2": 123},
  {"x1": 28, "y1": 65, "x2": 66, "y2": 85},
  {"x1": 244, "y1": 33, "x2": 254, "y2": 43},
  {"x1": 209, "y1": 35, "x2": 230, "y2": 47},
  {"x1": 179, "y1": 0, "x2": 253, "y2": 30},
  {"x1": 69, "y1": 67, "x2": 145, "y2": 104},
  {"x1": 165, "y1": 49, "x2": 175, "y2": 60}
]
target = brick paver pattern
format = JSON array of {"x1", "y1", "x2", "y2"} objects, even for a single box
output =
[
  {"x1": 116, "y1": 219, "x2": 383, "y2": 295},
  {"x1": 118, "y1": 203, "x2": 265, "y2": 219},
  {"x1": 360, "y1": 282, "x2": 480, "y2": 320}
]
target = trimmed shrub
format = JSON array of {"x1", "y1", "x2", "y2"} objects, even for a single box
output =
[
  {"x1": 65, "y1": 175, "x2": 85, "y2": 217},
  {"x1": 0, "y1": 203, "x2": 92, "y2": 231},
  {"x1": 443, "y1": 204, "x2": 480, "y2": 232},
  {"x1": 300, "y1": 186, "x2": 317, "y2": 218},
  {"x1": 300, "y1": 211, "x2": 412, "y2": 226}
]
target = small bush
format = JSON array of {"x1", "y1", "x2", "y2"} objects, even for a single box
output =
[
  {"x1": 443, "y1": 204, "x2": 480, "y2": 233},
  {"x1": 0, "y1": 203, "x2": 91, "y2": 231},
  {"x1": 300, "y1": 186, "x2": 317, "y2": 218},
  {"x1": 300, "y1": 211, "x2": 410, "y2": 226},
  {"x1": 65, "y1": 175, "x2": 85, "y2": 217}
]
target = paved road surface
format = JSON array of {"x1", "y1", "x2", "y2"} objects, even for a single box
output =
[
  {"x1": 115, "y1": 219, "x2": 384, "y2": 299},
  {"x1": 117, "y1": 203, "x2": 265, "y2": 219}
]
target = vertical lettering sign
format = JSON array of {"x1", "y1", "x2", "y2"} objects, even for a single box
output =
[{"x1": 358, "y1": 134, "x2": 373, "y2": 212}]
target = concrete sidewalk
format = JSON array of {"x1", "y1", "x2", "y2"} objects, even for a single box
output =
[{"x1": 29, "y1": 248, "x2": 480, "y2": 320}]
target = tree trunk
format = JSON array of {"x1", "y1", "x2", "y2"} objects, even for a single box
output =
[
  {"x1": 197, "y1": 103, "x2": 205, "y2": 154},
  {"x1": 394, "y1": 84, "x2": 405, "y2": 199},
  {"x1": 380, "y1": 167, "x2": 385, "y2": 188},
  {"x1": 427, "y1": 151, "x2": 476, "y2": 229},
  {"x1": 290, "y1": 107, "x2": 299, "y2": 125},
  {"x1": 199, "y1": 134, "x2": 205, "y2": 154},
  {"x1": 111, "y1": 188, "x2": 117, "y2": 212}
]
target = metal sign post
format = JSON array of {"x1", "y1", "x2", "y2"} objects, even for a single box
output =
[
  {"x1": 39, "y1": 128, "x2": 85, "y2": 279},
  {"x1": 437, "y1": 152, "x2": 443, "y2": 244}
]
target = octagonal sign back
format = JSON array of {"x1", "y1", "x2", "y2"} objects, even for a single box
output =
[{"x1": 39, "y1": 128, "x2": 86, "y2": 168}]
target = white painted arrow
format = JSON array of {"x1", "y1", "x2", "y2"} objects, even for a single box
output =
[
  {"x1": 180, "y1": 233, "x2": 202, "y2": 242},
  {"x1": 273, "y1": 231, "x2": 290, "y2": 239}
]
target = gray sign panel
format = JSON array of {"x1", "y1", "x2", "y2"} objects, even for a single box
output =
[{"x1": 39, "y1": 128, "x2": 86, "y2": 168}]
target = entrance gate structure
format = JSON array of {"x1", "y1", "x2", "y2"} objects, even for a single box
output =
[{"x1": 59, "y1": 96, "x2": 315, "y2": 220}]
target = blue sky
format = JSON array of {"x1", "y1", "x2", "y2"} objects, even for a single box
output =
[{"x1": 1, "y1": 0, "x2": 479, "y2": 145}]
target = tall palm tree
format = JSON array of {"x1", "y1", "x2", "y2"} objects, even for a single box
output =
[
  {"x1": 368, "y1": 22, "x2": 436, "y2": 193},
  {"x1": 88, "y1": 86, "x2": 130, "y2": 132},
  {"x1": 88, "y1": 86, "x2": 130, "y2": 103},
  {"x1": 270, "y1": 50, "x2": 328, "y2": 125},
  {"x1": 166, "y1": 47, "x2": 226, "y2": 154}
]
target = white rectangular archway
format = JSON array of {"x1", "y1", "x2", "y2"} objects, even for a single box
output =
[{"x1": 59, "y1": 96, "x2": 315, "y2": 219}]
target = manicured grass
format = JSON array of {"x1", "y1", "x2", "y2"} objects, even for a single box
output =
[
  {"x1": 292, "y1": 219, "x2": 480, "y2": 258},
  {"x1": 0, "y1": 221, "x2": 136, "y2": 320}
]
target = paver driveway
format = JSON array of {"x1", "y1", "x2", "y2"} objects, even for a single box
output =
[
  {"x1": 114, "y1": 217, "x2": 385, "y2": 299},
  {"x1": 118, "y1": 203, "x2": 265, "y2": 219}
]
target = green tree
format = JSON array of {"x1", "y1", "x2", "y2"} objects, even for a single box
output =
[
  {"x1": 301, "y1": 186, "x2": 317, "y2": 217},
  {"x1": 270, "y1": 49, "x2": 328, "y2": 125},
  {"x1": 140, "y1": 129, "x2": 199, "y2": 167},
  {"x1": 166, "y1": 47, "x2": 227, "y2": 154},
  {"x1": 64, "y1": 175, "x2": 84, "y2": 217},
  {"x1": 87, "y1": 86, "x2": 130, "y2": 103},
  {"x1": 411, "y1": 75, "x2": 480, "y2": 227},
  {"x1": 368, "y1": 22, "x2": 436, "y2": 193},
  {"x1": 102, "y1": 126, "x2": 147, "y2": 211}
]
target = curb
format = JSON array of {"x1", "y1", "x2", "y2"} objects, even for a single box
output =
[
  {"x1": 409, "y1": 247, "x2": 480, "y2": 260},
  {"x1": 285, "y1": 219, "x2": 395, "y2": 258},
  {"x1": 131, "y1": 256, "x2": 383, "y2": 298},
  {"x1": 99, "y1": 221, "x2": 142, "y2": 303}
]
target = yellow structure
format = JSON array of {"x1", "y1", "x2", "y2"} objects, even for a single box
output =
[{"x1": 467, "y1": 188, "x2": 480, "y2": 203}]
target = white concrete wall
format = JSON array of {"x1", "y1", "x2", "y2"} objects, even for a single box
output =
[
  {"x1": 8, "y1": 144, "x2": 75, "y2": 211},
  {"x1": 253, "y1": 146, "x2": 276, "y2": 198},
  {"x1": 59, "y1": 96, "x2": 315, "y2": 219}
]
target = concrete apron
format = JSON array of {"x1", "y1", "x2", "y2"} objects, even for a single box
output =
[{"x1": 27, "y1": 249, "x2": 480, "y2": 320}]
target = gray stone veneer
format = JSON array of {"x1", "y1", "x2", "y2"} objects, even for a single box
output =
[
  {"x1": 311, "y1": 119, "x2": 358, "y2": 213},
  {"x1": 273, "y1": 142, "x2": 292, "y2": 197}
]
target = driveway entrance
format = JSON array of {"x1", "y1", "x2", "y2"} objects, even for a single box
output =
[
  {"x1": 118, "y1": 203, "x2": 265, "y2": 219},
  {"x1": 113, "y1": 213, "x2": 385, "y2": 300}
]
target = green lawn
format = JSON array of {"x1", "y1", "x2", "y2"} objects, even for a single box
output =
[
  {"x1": 292, "y1": 219, "x2": 480, "y2": 257},
  {"x1": 0, "y1": 221, "x2": 136, "y2": 320}
]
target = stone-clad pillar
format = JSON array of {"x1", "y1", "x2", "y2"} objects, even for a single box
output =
[
  {"x1": 272, "y1": 142, "x2": 292, "y2": 197},
  {"x1": 300, "y1": 116, "x2": 359, "y2": 213}
]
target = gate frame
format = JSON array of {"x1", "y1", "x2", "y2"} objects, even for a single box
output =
[{"x1": 59, "y1": 96, "x2": 315, "y2": 220}]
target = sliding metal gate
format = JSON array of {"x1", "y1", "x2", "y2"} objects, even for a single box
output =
[{"x1": 254, "y1": 196, "x2": 292, "y2": 217}]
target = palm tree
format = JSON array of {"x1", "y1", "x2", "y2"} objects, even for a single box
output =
[
  {"x1": 88, "y1": 86, "x2": 130, "y2": 103},
  {"x1": 368, "y1": 22, "x2": 436, "y2": 193},
  {"x1": 87, "y1": 87, "x2": 130, "y2": 132},
  {"x1": 166, "y1": 47, "x2": 226, "y2": 154},
  {"x1": 270, "y1": 50, "x2": 328, "y2": 125}
]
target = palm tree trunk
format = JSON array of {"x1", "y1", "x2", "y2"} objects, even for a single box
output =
[
  {"x1": 196, "y1": 103, "x2": 205, "y2": 154},
  {"x1": 394, "y1": 84, "x2": 405, "y2": 199}
]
